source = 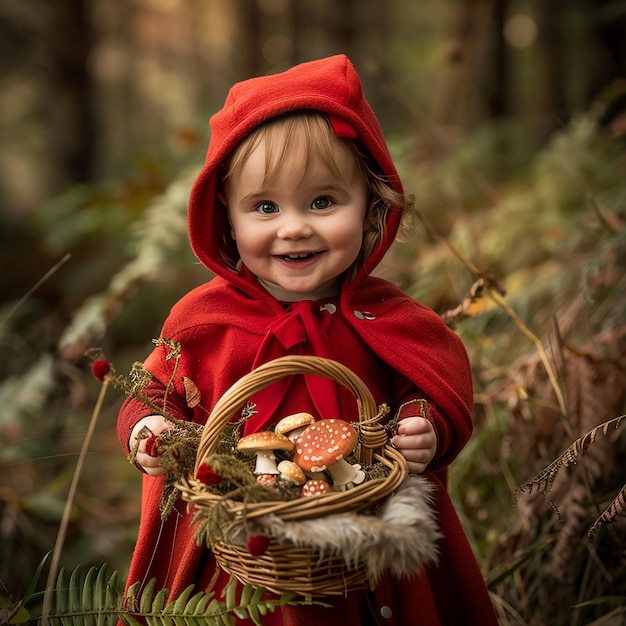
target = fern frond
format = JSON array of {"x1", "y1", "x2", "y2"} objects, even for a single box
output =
[
  {"x1": 588, "y1": 485, "x2": 626, "y2": 539},
  {"x1": 219, "y1": 578, "x2": 321, "y2": 626},
  {"x1": 46, "y1": 565, "x2": 121, "y2": 626},
  {"x1": 58, "y1": 166, "x2": 196, "y2": 354},
  {"x1": 515, "y1": 414, "x2": 625, "y2": 526},
  {"x1": 36, "y1": 563, "x2": 320, "y2": 626}
]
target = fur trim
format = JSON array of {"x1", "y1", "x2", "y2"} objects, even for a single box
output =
[{"x1": 225, "y1": 477, "x2": 440, "y2": 580}]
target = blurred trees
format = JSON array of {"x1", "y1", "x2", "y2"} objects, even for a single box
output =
[{"x1": 2, "y1": 0, "x2": 624, "y2": 213}]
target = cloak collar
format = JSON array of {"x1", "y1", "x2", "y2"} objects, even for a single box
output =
[{"x1": 243, "y1": 300, "x2": 341, "y2": 433}]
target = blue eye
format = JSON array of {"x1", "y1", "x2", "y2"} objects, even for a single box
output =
[
  {"x1": 256, "y1": 201, "x2": 278, "y2": 214},
  {"x1": 312, "y1": 197, "x2": 332, "y2": 210}
]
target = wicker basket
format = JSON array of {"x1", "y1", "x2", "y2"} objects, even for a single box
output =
[{"x1": 177, "y1": 355, "x2": 408, "y2": 596}]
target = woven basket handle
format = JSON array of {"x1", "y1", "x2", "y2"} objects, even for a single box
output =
[{"x1": 194, "y1": 355, "x2": 387, "y2": 474}]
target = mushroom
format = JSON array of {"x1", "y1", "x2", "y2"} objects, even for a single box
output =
[
  {"x1": 256, "y1": 473, "x2": 277, "y2": 488},
  {"x1": 293, "y1": 419, "x2": 366, "y2": 490},
  {"x1": 274, "y1": 412, "x2": 316, "y2": 443},
  {"x1": 301, "y1": 479, "x2": 331, "y2": 497},
  {"x1": 237, "y1": 431, "x2": 293, "y2": 475},
  {"x1": 277, "y1": 460, "x2": 306, "y2": 485}
]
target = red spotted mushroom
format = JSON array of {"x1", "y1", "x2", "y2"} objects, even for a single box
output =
[
  {"x1": 237, "y1": 431, "x2": 293, "y2": 475},
  {"x1": 274, "y1": 412, "x2": 316, "y2": 443},
  {"x1": 293, "y1": 419, "x2": 366, "y2": 490},
  {"x1": 301, "y1": 479, "x2": 331, "y2": 497},
  {"x1": 256, "y1": 473, "x2": 277, "y2": 488}
]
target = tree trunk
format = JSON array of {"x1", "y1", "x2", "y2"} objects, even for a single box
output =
[{"x1": 45, "y1": 0, "x2": 96, "y2": 188}]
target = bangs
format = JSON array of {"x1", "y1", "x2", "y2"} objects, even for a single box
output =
[{"x1": 224, "y1": 112, "x2": 352, "y2": 186}]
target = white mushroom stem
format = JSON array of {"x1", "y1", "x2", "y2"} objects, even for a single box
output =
[
  {"x1": 285, "y1": 426, "x2": 308, "y2": 443},
  {"x1": 254, "y1": 450, "x2": 279, "y2": 475},
  {"x1": 313, "y1": 457, "x2": 365, "y2": 489}
]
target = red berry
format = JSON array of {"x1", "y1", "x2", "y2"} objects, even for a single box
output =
[
  {"x1": 196, "y1": 464, "x2": 222, "y2": 485},
  {"x1": 145, "y1": 435, "x2": 160, "y2": 457},
  {"x1": 91, "y1": 359, "x2": 111, "y2": 382},
  {"x1": 247, "y1": 535, "x2": 270, "y2": 556}
]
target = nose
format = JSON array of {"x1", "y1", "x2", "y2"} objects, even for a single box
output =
[{"x1": 276, "y1": 210, "x2": 313, "y2": 240}]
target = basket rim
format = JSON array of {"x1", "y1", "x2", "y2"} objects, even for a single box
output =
[{"x1": 178, "y1": 447, "x2": 407, "y2": 522}]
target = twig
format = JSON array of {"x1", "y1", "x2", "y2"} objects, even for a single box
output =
[
  {"x1": 486, "y1": 289, "x2": 569, "y2": 428},
  {"x1": 41, "y1": 377, "x2": 110, "y2": 624},
  {"x1": 0, "y1": 253, "x2": 71, "y2": 326},
  {"x1": 441, "y1": 278, "x2": 486, "y2": 326},
  {"x1": 586, "y1": 192, "x2": 622, "y2": 234}
]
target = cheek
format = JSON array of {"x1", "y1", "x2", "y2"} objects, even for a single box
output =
[
  {"x1": 334, "y1": 217, "x2": 365, "y2": 251},
  {"x1": 232, "y1": 225, "x2": 267, "y2": 258}
]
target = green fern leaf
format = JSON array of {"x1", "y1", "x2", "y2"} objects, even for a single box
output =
[
  {"x1": 182, "y1": 590, "x2": 206, "y2": 616},
  {"x1": 171, "y1": 584, "x2": 195, "y2": 614},
  {"x1": 250, "y1": 586, "x2": 265, "y2": 605},
  {"x1": 192, "y1": 593, "x2": 213, "y2": 616},
  {"x1": 81, "y1": 566, "x2": 97, "y2": 615},
  {"x1": 239, "y1": 584, "x2": 253, "y2": 608},
  {"x1": 55, "y1": 568, "x2": 70, "y2": 615},
  {"x1": 151, "y1": 587, "x2": 169, "y2": 614},
  {"x1": 246, "y1": 586, "x2": 266, "y2": 624},
  {"x1": 94, "y1": 565, "x2": 106, "y2": 613},
  {"x1": 223, "y1": 576, "x2": 237, "y2": 613},
  {"x1": 139, "y1": 578, "x2": 157, "y2": 616},
  {"x1": 246, "y1": 603, "x2": 260, "y2": 625},
  {"x1": 104, "y1": 571, "x2": 120, "y2": 624}
]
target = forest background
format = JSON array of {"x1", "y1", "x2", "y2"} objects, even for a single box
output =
[{"x1": 1, "y1": 1, "x2": 625, "y2": 624}]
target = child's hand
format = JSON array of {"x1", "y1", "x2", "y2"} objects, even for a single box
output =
[
  {"x1": 392, "y1": 416, "x2": 437, "y2": 474},
  {"x1": 130, "y1": 415, "x2": 170, "y2": 476}
]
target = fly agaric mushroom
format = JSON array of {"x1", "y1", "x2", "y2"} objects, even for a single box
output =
[
  {"x1": 293, "y1": 419, "x2": 366, "y2": 490},
  {"x1": 301, "y1": 479, "x2": 331, "y2": 497},
  {"x1": 274, "y1": 412, "x2": 316, "y2": 442},
  {"x1": 237, "y1": 431, "x2": 293, "y2": 475},
  {"x1": 256, "y1": 473, "x2": 277, "y2": 488},
  {"x1": 277, "y1": 460, "x2": 306, "y2": 485}
]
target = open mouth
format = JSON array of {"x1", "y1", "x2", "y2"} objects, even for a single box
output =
[{"x1": 280, "y1": 252, "x2": 318, "y2": 262}]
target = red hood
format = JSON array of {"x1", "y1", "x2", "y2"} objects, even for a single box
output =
[{"x1": 187, "y1": 55, "x2": 404, "y2": 296}]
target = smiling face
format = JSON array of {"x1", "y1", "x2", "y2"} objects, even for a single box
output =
[{"x1": 222, "y1": 116, "x2": 368, "y2": 302}]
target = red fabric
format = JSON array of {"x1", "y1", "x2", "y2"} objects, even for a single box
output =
[
  {"x1": 245, "y1": 300, "x2": 342, "y2": 431},
  {"x1": 117, "y1": 55, "x2": 498, "y2": 625}
]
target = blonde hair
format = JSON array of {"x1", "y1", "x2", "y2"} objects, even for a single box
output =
[{"x1": 219, "y1": 111, "x2": 413, "y2": 274}]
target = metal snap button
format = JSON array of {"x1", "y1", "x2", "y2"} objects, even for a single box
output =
[
  {"x1": 320, "y1": 303, "x2": 337, "y2": 314},
  {"x1": 353, "y1": 310, "x2": 375, "y2": 320},
  {"x1": 380, "y1": 605, "x2": 392, "y2": 619}
]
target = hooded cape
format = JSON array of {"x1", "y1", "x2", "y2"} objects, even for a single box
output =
[{"x1": 117, "y1": 55, "x2": 498, "y2": 625}]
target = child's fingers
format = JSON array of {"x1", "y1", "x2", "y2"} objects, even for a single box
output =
[
  {"x1": 396, "y1": 447, "x2": 431, "y2": 474},
  {"x1": 393, "y1": 416, "x2": 437, "y2": 473},
  {"x1": 136, "y1": 446, "x2": 168, "y2": 476},
  {"x1": 397, "y1": 415, "x2": 433, "y2": 436}
]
